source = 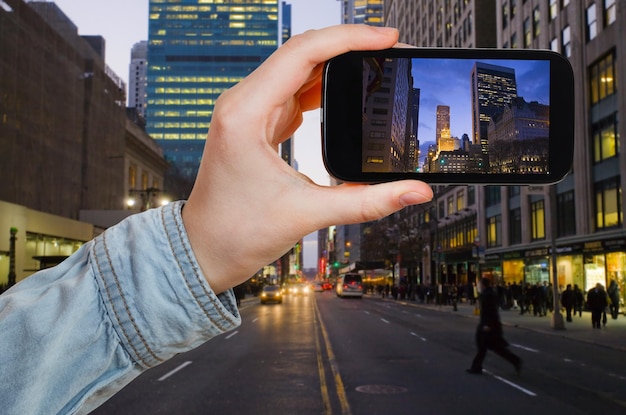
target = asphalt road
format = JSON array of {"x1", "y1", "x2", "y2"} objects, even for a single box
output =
[{"x1": 91, "y1": 291, "x2": 626, "y2": 414}]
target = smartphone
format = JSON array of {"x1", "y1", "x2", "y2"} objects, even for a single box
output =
[{"x1": 321, "y1": 48, "x2": 574, "y2": 184}]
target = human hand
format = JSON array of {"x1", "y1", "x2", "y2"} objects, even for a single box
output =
[{"x1": 183, "y1": 25, "x2": 433, "y2": 294}]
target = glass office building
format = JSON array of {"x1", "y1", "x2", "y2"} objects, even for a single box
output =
[{"x1": 146, "y1": 0, "x2": 289, "y2": 183}]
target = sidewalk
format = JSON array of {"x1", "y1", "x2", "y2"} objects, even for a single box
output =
[{"x1": 392, "y1": 297, "x2": 626, "y2": 352}]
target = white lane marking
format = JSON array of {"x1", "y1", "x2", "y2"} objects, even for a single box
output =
[
  {"x1": 511, "y1": 343, "x2": 539, "y2": 353},
  {"x1": 381, "y1": 318, "x2": 390, "y2": 324},
  {"x1": 363, "y1": 310, "x2": 371, "y2": 315},
  {"x1": 252, "y1": 317, "x2": 259, "y2": 323},
  {"x1": 157, "y1": 361, "x2": 193, "y2": 381},
  {"x1": 484, "y1": 370, "x2": 537, "y2": 397},
  {"x1": 410, "y1": 332, "x2": 427, "y2": 342},
  {"x1": 415, "y1": 314, "x2": 423, "y2": 318},
  {"x1": 225, "y1": 330, "x2": 239, "y2": 340}
]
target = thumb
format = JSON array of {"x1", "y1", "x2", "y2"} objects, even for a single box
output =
[{"x1": 300, "y1": 180, "x2": 434, "y2": 230}]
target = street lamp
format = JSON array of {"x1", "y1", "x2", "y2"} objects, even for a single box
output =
[{"x1": 126, "y1": 188, "x2": 170, "y2": 211}]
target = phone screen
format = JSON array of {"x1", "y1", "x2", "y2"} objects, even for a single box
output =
[
  {"x1": 322, "y1": 48, "x2": 573, "y2": 184},
  {"x1": 362, "y1": 57, "x2": 549, "y2": 175}
]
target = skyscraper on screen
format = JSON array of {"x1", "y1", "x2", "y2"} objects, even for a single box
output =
[
  {"x1": 470, "y1": 62, "x2": 517, "y2": 154},
  {"x1": 146, "y1": 0, "x2": 290, "y2": 188}
]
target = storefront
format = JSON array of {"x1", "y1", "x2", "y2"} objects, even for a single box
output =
[
  {"x1": 481, "y1": 253, "x2": 502, "y2": 284},
  {"x1": 524, "y1": 248, "x2": 550, "y2": 284},
  {"x1": 491, "y1": 238, "x2": 625, "y2": 305},
  {"x1": 502, "y1": 251, "x2": 524, "y2": 285},
  {"x1": 581, "y1": 239, "x2": 626, "y2": 298}
]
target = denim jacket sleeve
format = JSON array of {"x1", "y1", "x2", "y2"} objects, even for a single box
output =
[{"x1": 0, "y1": 201, "x2": 241, "y2": 415}]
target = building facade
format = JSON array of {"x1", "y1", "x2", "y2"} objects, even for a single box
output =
[
  {"x1": 371, "y1": 0, "x2": 625, "y2": 305},
  {"x1": 129, "y1": 41, "x2": 149, "y2": 120},
  {"x1": 338, "y1": 0, "x2": 384, "y2": 25},
  {"x1": 384, "y1": 0, "x2": 497, "y2": 48},
  {"x1": 487, "y1": 0, "x2": 626, "y2": 296},
  {"x1": 146, "y1": 0, "x2": 289, "y2": 184},
  {"x1": 319, "y1": 1, "x2": 387, "y2": 278},
  {"x1": 0, "y1": 0, "x2": 168, "y2": 287}
]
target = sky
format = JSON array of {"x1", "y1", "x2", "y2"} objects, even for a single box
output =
[
  {"x1": 411, "y1": 58, "x2": 550, "y2": 160},
  {"x1": 49, "y1": 0, "x2": 340, "y2": 269}
]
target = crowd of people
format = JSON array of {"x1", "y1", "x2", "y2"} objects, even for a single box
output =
[{"x1": 367, "y1": 278, "x2": 622, "y2": 329}]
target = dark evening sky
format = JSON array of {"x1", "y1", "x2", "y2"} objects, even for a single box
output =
[{"x1": 411, "y1": 58, "x2": 550, "y2": 148}]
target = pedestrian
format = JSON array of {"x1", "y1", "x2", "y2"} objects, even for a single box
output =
[
  {"x1": 466, "y1": 278, "x2": 523, "y2": 376},
  {"x1": 607, "y1": 280, "x2": 620, "y2": 319},
  {"x1": 519, "y1": 283, "x2": 528, "y2": 315},
  {"x1": 561, "y1": 284, "x2": 574, "y2": 322},
  {"x1": 0, "y1": 25, "x2": 435, "y2": 415},
  {"x1": 587, "y1": 283, "x2": 608, "y2": 329},
  {"x1": 574, "y1": 284, "x2": 584, "y2": 317}
]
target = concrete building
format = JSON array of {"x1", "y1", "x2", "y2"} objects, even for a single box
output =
[
  {"x1": 376, "y1": 0, "x2": 626, "y2": 303},
  {"x1": 0, "y1": 0, "x2": 168, "y2": 288},
  {"x1": 129, "y1": 41, "x2": 148, "y2": 120},
  {"x1": 384, "y1": 0, "x2": 497, "y2": 47},
  {"x1": 322, "y1": 1, "x2": 387, "y2": 278}
]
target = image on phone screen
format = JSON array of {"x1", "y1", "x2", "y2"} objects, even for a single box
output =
[{"x1": 362, "y1": 57, "x2": 550, "y2": 176}]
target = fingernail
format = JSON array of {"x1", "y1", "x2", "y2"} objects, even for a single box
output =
[
  {"x1": 399, "y1": 192, "x2": 432, "y2": 207},
  {"x1": 371, "y1": 26, "x2": 399, "y2": 36}
]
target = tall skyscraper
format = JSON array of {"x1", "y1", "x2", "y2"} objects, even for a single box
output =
[
  {"x1": 146, "y1": 0, "x2": 290, "y2": 188},
  {"x1": 339, "y1": 0, "x2": 384, "y2": 25},
  {"x1": 384, "y1": 0, "x2": 497, "y2": 48},
  {"x1": 435, "y1": 105, "x2": 450, "y2": 149},
  {"x1": 407, "y1": 88, "x2": 420, "y2": 172},
  {"x1": 362, "y1": 58, "x2": 413, "y2": 173},
  {"x1": 128, "y1": 41, "x2": 148, "y2": 120},
  {"x1": 470, "y1": 62, "x2": 517, "y2": 154}
]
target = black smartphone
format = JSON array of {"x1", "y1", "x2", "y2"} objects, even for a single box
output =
[{"x1": 321, "y1": 48, "x2": 574, "y2": 184}]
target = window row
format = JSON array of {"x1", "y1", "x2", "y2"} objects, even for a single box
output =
[{"x1": 485, "y1": 179, "x2": 622, "y2": 248}]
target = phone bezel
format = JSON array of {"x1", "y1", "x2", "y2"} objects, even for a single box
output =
[{"x1": 321, "y1": 48, "x2": 574, "y2": 184}]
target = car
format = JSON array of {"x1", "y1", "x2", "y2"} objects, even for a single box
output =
[
  {"x1": 287, "y1": 283, "x2": 310, "y2": 296},
  {"x1": 336, "y1": 273, "x2": 364, "y2": 298},
  {"x1": 313, "y1": 283, "x2": 324, "y2": 292},
  {"x1": 260, "y1": 285, "x2": 283, "y2": 304}
]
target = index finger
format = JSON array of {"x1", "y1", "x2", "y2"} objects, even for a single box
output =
[{"x1": 240, "y1": 24, "x2": 399, "y2": 105}]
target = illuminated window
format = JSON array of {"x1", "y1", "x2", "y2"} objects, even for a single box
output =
[
  {"x1": 549, "y1": 0, "x2": 558, "y2": 20},
  {"x1": 366, "y1": 156, "x2": 384, "y2": 164},
  {"x1": 530, "y1": 199, "x2": 545, "y2": 240},
  {"x1": 128, "y1": 165, "x2": 137, "y2": 189},
  {"x1": 487, "y1": 215, "x2": 502, "y2": 247},
  {"x1": 595, "y1": 177, "x2": 622, "y2": 229},
  {"x1": 457, "y1": 189, "x2": 465, "y2": 210},
  {"x1": 589, "y1": 52, "x2": 616, "y2": 104},
  {"x1": 592, "y1": 114, "x2": 619, "y2": 162},
  {"x1": 533, "y1": 6, "x2": 540, "y2": 38}
]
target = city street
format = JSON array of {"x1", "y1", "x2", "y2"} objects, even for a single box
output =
[{"x1": 92, "y1": 291, "x2": 626, "y2": 414}]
